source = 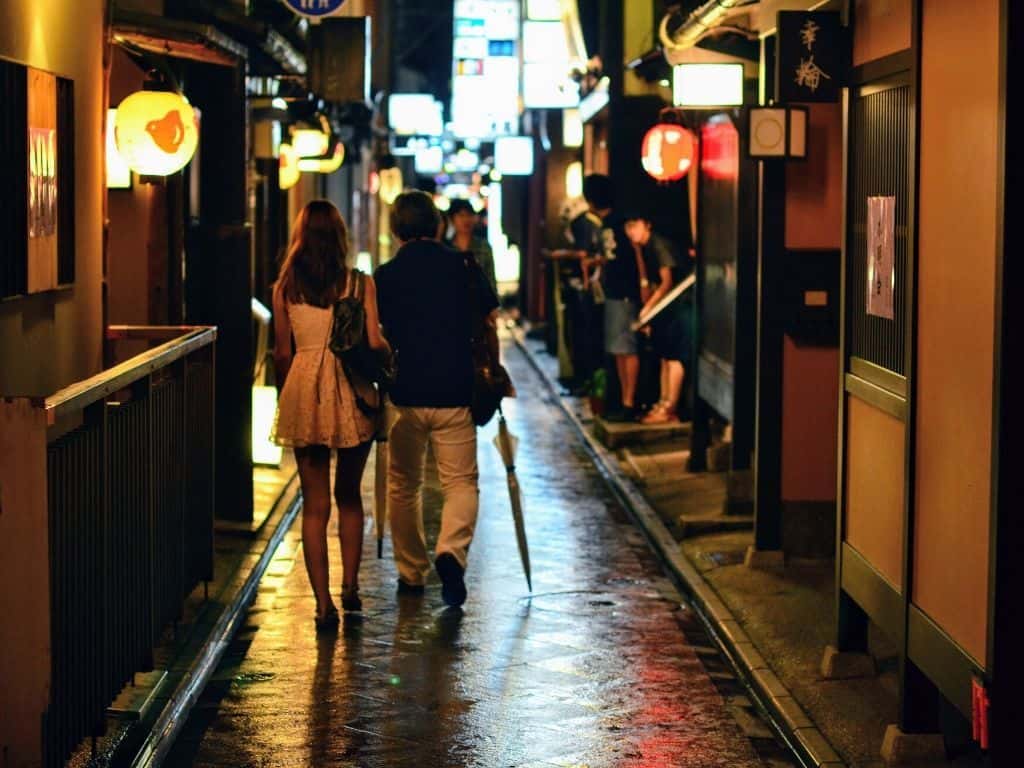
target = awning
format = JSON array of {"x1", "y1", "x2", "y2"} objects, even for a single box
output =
[{"x1": 112, "y1": 10, "x2": 248, "y2": 67}]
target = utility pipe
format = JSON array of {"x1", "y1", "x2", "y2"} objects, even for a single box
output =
[{"x1": 659, "y1": 0, "x2": 750, "y2": 53}]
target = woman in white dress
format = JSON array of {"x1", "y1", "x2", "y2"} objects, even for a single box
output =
[{"x1": 271, "y1": 200, "x2": 389, "y2": 628}]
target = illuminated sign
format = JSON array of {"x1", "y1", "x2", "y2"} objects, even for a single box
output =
[
  {"x1": 451, "y1": 0, "x2": 520, "y2": 139},
  {"x1": 673, "y1": 63, "x2": 744, "y2": 107},
  {"x1": 291, "y1": 128, "x2": 330, "y2": 158},
  {"x1": 563, "y1": 108, "x2": 583, "y2": 147},
  {"x1": 522, "y1": 20, "x2": 579, "y2": 109},
  {"x1": 282, "y1": 0, "x2": 346, "y2": 19},
  {"x1": 279, "y1": 143, "x2": 300, "y2": 189},
  {"x1": 494, "y1": 136, "x2": 534, "y2": 175},
  {"x1": 388, "y1": 94, "x2": 444, "y2": 137}
]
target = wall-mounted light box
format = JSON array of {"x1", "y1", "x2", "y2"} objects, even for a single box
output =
[
  {"x1": 748, "y1": 106, "x2": 808, "y2": 159},
  {"x1": 673, "y1": 63, "x2": 744, "y2": 108},
  {"x1": 494, "y1": 136, "x2": 534, "y2": 175}
]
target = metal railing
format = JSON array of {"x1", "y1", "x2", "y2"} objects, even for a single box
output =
[{"x1": 0, "y1": 325, "x2": 216, "y2": 768}]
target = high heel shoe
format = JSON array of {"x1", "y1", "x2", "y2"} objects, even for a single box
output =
[
  {"x1": 314, "y1": 606, "x2": 340, "y2": 632},
  {"x1": 341, "y1": 585, "x2": 362, "y2": 613}
]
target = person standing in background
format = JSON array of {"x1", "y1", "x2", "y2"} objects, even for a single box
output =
[
  {"x1": 624, "y1": 214, "x2": 694, "y2": 425},
  {"x1": 582, "y1": 175, "x2": 641, "y2": 423},
  {"x1": 447, "y1": 199, "x2": 498, "y2": 297}
]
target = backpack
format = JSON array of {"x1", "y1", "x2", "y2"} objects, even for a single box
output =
[{"x1": 328, "y1": 270, "x2": 396, "y2": 415}]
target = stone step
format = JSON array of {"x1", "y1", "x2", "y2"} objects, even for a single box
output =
[{"x1": 593, "y1": 416, "x2": 692, "y2": 450}]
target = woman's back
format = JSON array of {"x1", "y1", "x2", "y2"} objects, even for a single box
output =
[{"x1": 272, "y1": 274, "x2": 377, "y2": 449}]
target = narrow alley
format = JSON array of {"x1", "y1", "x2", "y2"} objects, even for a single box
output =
[{"x1": 166, "y1": 342, "x2": 796, "y2": 768}]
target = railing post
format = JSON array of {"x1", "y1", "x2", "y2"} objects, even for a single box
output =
[{"x1": 0, "y1": 398, "x2": 50, "y2": 767}]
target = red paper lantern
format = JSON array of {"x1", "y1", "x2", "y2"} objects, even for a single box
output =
[{"x1": 641, "y1": 124, "x2": 695, "y2": 182}]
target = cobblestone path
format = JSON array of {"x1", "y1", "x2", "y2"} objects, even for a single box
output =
[{"x1": 167, "y1": 341, "x2": 795, "y2": 768}]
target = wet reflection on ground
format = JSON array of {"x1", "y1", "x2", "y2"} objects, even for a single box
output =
[{"x1": 167, "y1": 343, "x2": 793, "y2": 767}]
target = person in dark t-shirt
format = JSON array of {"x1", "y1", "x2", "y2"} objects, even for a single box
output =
[
  {"x1": 584, "y1": 175, "x2": 641, "y2": 421},
  {"x1": 625, "y1": 215, "x2": 695, "y2": 424},
  {"x1": 375, "y1": 191, "x2": 499, "y2": 608}
]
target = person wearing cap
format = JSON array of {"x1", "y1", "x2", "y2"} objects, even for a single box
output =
[{"x1": 446, "y1": 198, "x2": 498, "y2": 297}]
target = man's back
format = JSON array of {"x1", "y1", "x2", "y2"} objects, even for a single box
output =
[{"x1": 376, "y1": 240, "x2": 496, "y2": 408}]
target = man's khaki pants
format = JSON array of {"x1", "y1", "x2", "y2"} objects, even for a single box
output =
[{"x1": 388, "y1": 406, "x2": 479, "y2": 586}]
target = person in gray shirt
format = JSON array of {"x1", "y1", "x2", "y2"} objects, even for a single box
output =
[{"x1": 446, "y1": 198, "x2": 498, "y2": 296}]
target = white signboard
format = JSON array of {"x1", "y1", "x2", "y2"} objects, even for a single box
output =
[
  {"x1": 866, "y1": 195, "x2": 895, "y2": 320},
  {"x1": 451, "y1": 0, "x2": 520, "y2": 139}
]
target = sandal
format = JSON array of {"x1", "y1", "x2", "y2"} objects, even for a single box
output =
[
  {"x1": 341, "y1": 585, "x2": 362, "y2": 613},
  {"x1": 314, "y1": 606, "x2": 340, "y2": 632},
  {"x1": 642, "y1": 404, "x2": 680, "y2": 425}
]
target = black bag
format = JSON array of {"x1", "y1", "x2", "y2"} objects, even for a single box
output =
[
  {"x1": 328, "y1": 270, "x2": 396, "y2": 415},
  {"x1": 465, "y1": 256, "x2": 512, "y2": 426}
]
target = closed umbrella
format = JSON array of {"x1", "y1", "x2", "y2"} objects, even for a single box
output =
[
  {"x1": 374, "y1": 438, "x2": 388, "y2": 558},
  {"x1": 374, "y1": 402, "x2": 394, "y2": 559},
  {"x1": 493, "y1": 409, "x2": 532, "y2": 591}
]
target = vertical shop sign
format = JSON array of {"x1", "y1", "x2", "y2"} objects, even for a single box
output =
[
  {"x1": 866, "y1": 196, "x2": 895, "y2": 320},
  {"x1": 776, "y1": 11, "x2": 842, "y2": 103}
]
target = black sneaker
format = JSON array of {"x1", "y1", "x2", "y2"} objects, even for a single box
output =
[
  {"x1": 604, "y1": 407, "x2": 637, "y2": 423},
  {"x1": 396, "y1": 579, "x2": 425, "y2": 596},
  {"x1": 435, "y1": 553, "x2": 467, "y2": 607}
]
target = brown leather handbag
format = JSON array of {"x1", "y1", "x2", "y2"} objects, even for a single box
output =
[{"x1": 465, "y1": 256, "x2": 513, "y2": 426}]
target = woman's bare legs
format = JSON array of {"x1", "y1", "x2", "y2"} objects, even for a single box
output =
[
  {"x1": 295, "y1": 445, "x2": 334, "y2": 618},
  {"x1": 335, "y1": 441, "x2": 373, "y2": 592}
]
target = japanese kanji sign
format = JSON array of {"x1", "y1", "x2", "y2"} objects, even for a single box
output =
[
  {"x1": 776, "y1": 11, "x2": 842, "y2": 103},
  {"x1": 866, "y1": 196, "x2": 896, "y2": 320}
]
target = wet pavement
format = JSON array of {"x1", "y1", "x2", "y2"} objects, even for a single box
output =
[{"x1": 167, "y1": 341, "x2": 796, "y2": 768}]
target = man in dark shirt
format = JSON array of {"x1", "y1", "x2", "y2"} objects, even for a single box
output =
[
  {"x1": 375, "y1": 191, "x2": 500, "y2": 607},
  {"x1": 584, "y1": 175, "x2": 641, "y2": 421},
  {"x1": 625, "y1": 215, "x2": 695, "y2": 424}
]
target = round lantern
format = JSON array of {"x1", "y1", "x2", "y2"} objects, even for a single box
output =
[
  {"x1": 298, "y1": 143, "x2": 345, "y2": 174},
  {"x1": 641, "y1": 123, "x2": 695, "y2": 182},
  {"x1": 279, "y1": 143, "x2": 301, "y2": 190},
  {"x1": 114, "y1": 90, "x2": 198, "y2": 176},
  {"x1": 291, "y1": 128, "x2": 330, "y2": 158},
  {"x1": 379, "y1": 166, "x2": 403, "y2": 205}
]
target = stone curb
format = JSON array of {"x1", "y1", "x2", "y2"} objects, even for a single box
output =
[
  {"x1": 130, "y1": 475, "x2": 303, "y2": 768},
  {"x1": 511, "y1": 331, "x2": 847, "y2": 768}
]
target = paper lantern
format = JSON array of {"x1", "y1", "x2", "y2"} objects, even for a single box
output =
[
  {"x1": 279, "y1": 143, "x2": 301, "y2": 190},
  {"x1": 297, "y1": 143, "x2": 345, "y2": 173},
  {"x1": 114, "y1": 90, "x2": 198, "y2": 176},
  {"x1": 379, "y1": 166, "x2": 403, "y2": 205},
  {"x1": 641, "y1": 123, "x2": 695, "y2": 182},
  {"x1": 291, "y1": 128, "x2": 330, "y2": 158}
]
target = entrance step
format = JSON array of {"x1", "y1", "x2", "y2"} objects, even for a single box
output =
[
  {"x1": 622, "y1": 462, "x2": 754, "y2": 540},
  {"x1": 594, "y1": 416, "x2": 692, "y2": 449}
]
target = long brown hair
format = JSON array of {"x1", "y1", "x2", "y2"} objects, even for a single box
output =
[{"x1": 278, "y1": 199, "x2": 350, "y2": 307}]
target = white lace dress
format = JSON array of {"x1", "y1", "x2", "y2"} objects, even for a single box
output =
[{"x1": 271, "y1": 301, "x2": 377, "y2": 449}]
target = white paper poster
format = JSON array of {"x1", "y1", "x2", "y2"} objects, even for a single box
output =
[{"x1": 866, "y1": 196, "x2": 895, "y2": 320}]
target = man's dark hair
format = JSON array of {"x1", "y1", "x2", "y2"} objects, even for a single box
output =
[
  {"x1": 391, "y1": 190, "x2": 442, "y2": 241},
  {"x1": 582, "y1": 174, "x2": 614, "y2": 211},
  {"x1": 447, "y1": 198, "x2": 476, "y2": 217}
]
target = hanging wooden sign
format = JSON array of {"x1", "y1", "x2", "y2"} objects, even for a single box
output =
[{"x1": 776, "y1": 11, "x2": 843, "y2": 104}]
